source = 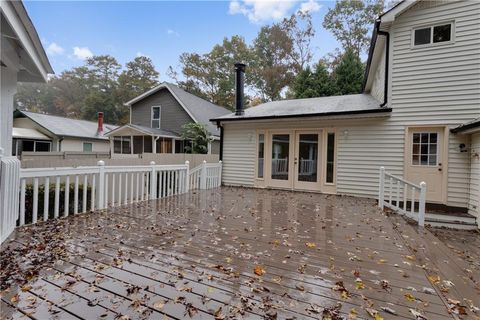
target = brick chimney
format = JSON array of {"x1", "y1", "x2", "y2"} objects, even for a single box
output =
[{"x1": 97, "y1": 112, "x2": 104, "y2": 134}]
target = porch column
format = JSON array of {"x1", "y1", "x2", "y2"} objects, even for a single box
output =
[
  {"x1": 130, "y1": 135, "x2": 133, "y2": 155},
  {"x1": 207, "y1": 141, "x2": 212, "y2": 154},
  {"x1": 153, "y1": 136, "x2": 159, "y2": 153},
  {"x1": 173, "y1": 139, "x2": 176, "y2": 154}
]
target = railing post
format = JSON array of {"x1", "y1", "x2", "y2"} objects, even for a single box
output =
[
  {"x1": 418, "y1": 182, "x2": 426, "y2": 227},
  {"x1": 0, "y1": 148, "x2": 21, "y2": 244},
  {"x1": 378, "y1": 167, "x2": 385, "y2": 209},
  {"x1": 185, "y1": 161, "x2": 190, "y2": 192},
  {"x1": 201, "y1": 160, "x2": 207, "y2": 190},
  {"x1": 97, "y1": 160, "x2": 106, "y2": 210},
  {"x1": 150, "y1": 161, "x2": 157, "y2": 199},
  {"x1": 218, "y1": 160, "x2": 222, "y2": 187}
]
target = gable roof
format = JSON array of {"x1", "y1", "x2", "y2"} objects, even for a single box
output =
[
  {"x1": 125, "y1": 82, "x2": 230, "y2": 136},
  {"x1": 212, "y1": 94, "x2": 390, "y2": 122},
  {"x1": 105, "y1": 124, "x2": 180, "y2": 139},
  {"x1": 14, "y1": 110, "x2": 118, "y2": 140}
]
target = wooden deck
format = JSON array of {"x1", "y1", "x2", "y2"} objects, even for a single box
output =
[{"x1": 1, "y1": 187, "x2": 478, "y2": 319}]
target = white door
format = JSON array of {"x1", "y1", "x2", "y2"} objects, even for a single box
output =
[
  {"x1": 266, "y1": 131, "x2": 293, "y2": 189},
  {"x1": 405, "y1": 127, "x2": 446, "y2": 203}
]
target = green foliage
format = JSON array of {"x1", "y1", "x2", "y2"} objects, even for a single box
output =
[
  {"x1": 14, "y1": 55, "x2": 159, "y2": 125},
  {"x1": 323, "y1": 0, "x2": 384, "y2": 56},
  {"x1": 332, "y1": 48, "x2": 365, "y2": 95},
  {"x1": 180, "y1": 123, "x2": 210, "y2": 154},
  {"x1": 293, "y1": 61, "x2": 335, "y2": 99}
]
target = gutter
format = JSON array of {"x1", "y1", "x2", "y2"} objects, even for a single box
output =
[
  {"x1": 451, "y1": 120, "x2": 480, "y2": 134},
  {"x1": 211, "y1": 107, "x2": 392, "y2": 123}
]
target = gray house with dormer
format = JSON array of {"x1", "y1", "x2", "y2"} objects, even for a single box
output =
[{"x1": 106, "y1": 82, "x2": 230, "y2": 155}]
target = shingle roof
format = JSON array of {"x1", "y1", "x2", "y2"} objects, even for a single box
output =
[
  {"x1": 451, "y1": 117, "x2": 480, "y2": 134},
  {"x1": 212, "y1": 94, "x2": 389, "y2": 122},
  {"x1": 16, "y1": 111, "x2": 118, "y2": 140},
  {"x1": 125, "y1": 82, "x2": 231, "y2": 137}
]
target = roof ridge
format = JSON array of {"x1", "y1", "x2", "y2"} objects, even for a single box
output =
[{"x1": 21, "y1": 110, "x2": 117, "y2": 126}]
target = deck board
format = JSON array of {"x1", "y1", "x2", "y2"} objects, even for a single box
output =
[{"x1": 2, "y1": 187, "x2": 478, "y2": 319}]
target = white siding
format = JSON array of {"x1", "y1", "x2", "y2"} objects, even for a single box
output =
[
  {"x1": 370, "y1": 44, "x2": 386, "y2": 103},
  {"x1": 221, "y1": 1, "x2": 479, "y2": 208},
  {"x1": 469, "y1": 133, "x2": 480, "y2": 219},
  {"x1": 61, "y1": 138, "x2": 110, "y2": 152},
  {"x1": 388, "y1": 0, "x2": 480, "y2": 207}
]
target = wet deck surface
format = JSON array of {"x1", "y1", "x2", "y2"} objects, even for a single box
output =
[{"x1": 1, "y1": 187, "x2": 479, "y2": 319}]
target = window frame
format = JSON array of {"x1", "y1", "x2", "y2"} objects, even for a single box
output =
[
  {"x1": 83, "y1": 142, "x2": 93, "y2": 152},
  {"x1": 256, "y1": 131, "x2": 266, "y2": 180},
  {"x1": 411, "y1": 132, "x2": 439, "y2": 167},
  {"x1": 151, "y1": 106, "x2": 161, "y2": 129},
  {"x1": 411, "y1": 21, "x2": 455, "y2": 49},
  {"x1": 324, "y1": 131, "x2": 336, "y2": 185}
]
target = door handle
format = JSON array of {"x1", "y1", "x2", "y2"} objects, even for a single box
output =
[{"x1": 438, "y1": 168, "x2": 442, "y2": 172}]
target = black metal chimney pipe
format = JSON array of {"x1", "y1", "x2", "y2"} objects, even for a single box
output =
[{"x1": 234, "y1": 63, "x2": 246, "y2": 116}]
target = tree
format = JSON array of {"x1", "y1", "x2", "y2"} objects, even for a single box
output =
[
  {"x1": 171, "y1": 36, "x2": 252, "y2": 109},
  {"x1": 293, "y1": 61, "x2": 335, "y2": 99},
  {"x1": 85, "y1": 55, "x2": 121, "y2": 91},
  {"x1": 332, "y1": 48, "x2": 364, "y2": 95},
  {"x1": 180, "y1": 123, "x2": 210, "y2": 154},
  {"x1": 323, "y1": 0, "x2": 384, "y2": 56},
  {"x1": 281, "y1": 11, "x2": 315, "y2": 72}
]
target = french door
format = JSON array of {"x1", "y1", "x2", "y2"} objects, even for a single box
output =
[{"x1": 266, "y1": 130, "x2": 322, "y2": 191}]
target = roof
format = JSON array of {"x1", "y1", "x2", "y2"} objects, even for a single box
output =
[
  {"x1": 451, "y1": 117, "x2": 480, "y2": 134},
  {"x1": 105, "y1": 124, "x2": 180, "y2": 138},
  {"x1": 125, "y1": 82, "x2": 230, "y2": 136},
  {"x1": 1, "y1": 1, "x2": 54, "y2": 81},
  {"x1": 212, "y1": 94, "x2": 390, "y2": 122},
  {"x1": 12, "y1": 127, "x2": 51, "y2": 140},
  {"x1": 14, "y1": 110, "x2": 118, "y2": 140}
]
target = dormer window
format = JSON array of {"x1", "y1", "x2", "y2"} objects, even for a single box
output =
[
  {"x1": 151, "y1": 106, "x2": 160, "y2": 128},
  {"x1": 413, "y1": 23, "x2": 453, "y2": 47}
]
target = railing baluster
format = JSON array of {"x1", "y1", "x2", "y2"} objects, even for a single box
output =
[
  {"x1": 130, "y1": 172, "x2": 134, "y2": 203},
  {"x1": 91, "y1": 174, "x2": 96, "y2": 211},
  {"x1": 388, "y1": 177, "x2": 393, "y2": 206},
  {"x1": 411, "y1": 186, "x2": 415, "y2": 217},
  {"x1": 118, "y1": 173, "x2": 122, "y2": 205},
  {"x1": 104, "y1": 173, "x2": 109, "y2": 208},
  {"x1": 145, "y1": 172, "x2": 149, "y2": 200},
  {"x1": 20, "y1": 179, "x2": 26, "y2": 226},
  {"x1": 124, "y1": 173, "x2": 128, "y2": 205},
  {"x1": 54, "y1": 176, "x2": 60, "y2": 218},
  {"x1": 74, "y1": 175, "x2": 79, "y2": 214},
  {"x1": 111, "y1": 173, "x2": 115, "y2": 205},
  {"x1": 403, "y1": 182, "x2": 407, "y2": 213},
  {"x1": 136, "y1": 173, "x2": 139, "y2": 201},
  {"x1": 396, "y1": 180, "x2": 400, "y2": 210},
  {"x1": 83, "y1": 175, "x2": 88, "y2": 213},
  {"x1": 32, "y1": 177, "x2": 39, "y2": 224},
  {"x1": 44, "y1": 177, "x2": 49, "y2": 221},
  {"x1": 141, "y1": 172, "x2": 145, "y2": 201},
  {"x1": 64, "y1": 175, "x2": 70, "y2": 216}
]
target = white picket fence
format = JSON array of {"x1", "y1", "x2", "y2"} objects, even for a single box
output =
[
  {"x1": 0, "y1": 158, "x2": 222, "y2": 242},
  {"x1": 378, "y1": 166, "x2": 426, "y2": 227}
]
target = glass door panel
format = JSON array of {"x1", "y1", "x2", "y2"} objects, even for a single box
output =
[
  {"x1": 297, "y1": 134, "x2": 318, "y2": 182},
  {"x1": 271, "y1": 134, "x2": 290, "y2": 180}
]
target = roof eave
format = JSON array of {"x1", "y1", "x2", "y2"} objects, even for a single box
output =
[
  {"x1": 211, "y1": 108, "x2": 392, "y2": 123},
  {"x1": 451, "y1": 121, "x2": 480, "y2": 134}
]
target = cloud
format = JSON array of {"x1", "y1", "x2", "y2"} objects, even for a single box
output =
[
  {"x1": 167, "y1": 29, "x2": 180, "y2": 37},
  {"x1": 228, "y1": 0, "x2": 296, "y2": 23},
  {"x1": 298, "y1": 0, "x2": 322, "y2": 14},
  {"x1": 136, "y1": 51, "x2": 150, "y2": 58},
  {"x1": 72, "y1": 46, "x2": 93, "y2": 60},
  {"x1": 46, "y1": 42, "x2": 64, "y2": 55}
]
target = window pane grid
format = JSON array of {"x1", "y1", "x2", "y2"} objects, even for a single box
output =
[{"x1": 412, "y1": 133, "x2": 438, "y2": 166}]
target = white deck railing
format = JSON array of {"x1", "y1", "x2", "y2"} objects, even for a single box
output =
[
  {"x1": 10, "y1": 160, "x2": 222, "y2": 229},
  {"x1": 378, "y1": 167, "x2": 426, "y2": 227},
  {"x1": 0, "y1": 151, "x2": 20, "y2": 243}
]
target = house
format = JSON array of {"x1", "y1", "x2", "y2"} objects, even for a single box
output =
[
  {"x1": 212, "y1": 1, "x2": 480, "y2": 222},
  {"x1": 1, "y1": 0, "x2": 54, "y2": 157},
  {"x1": 12, "y1": 110, "x2": 117, "y2": 155},
  {"x1": 106, "y1": 82, "x2": 230, "y2": 155}
]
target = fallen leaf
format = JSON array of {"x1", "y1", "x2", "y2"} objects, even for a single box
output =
[
  {"x1": 254, "y1": 265, "x2": 266, "y2": 276},
  {"x1": 305, "y1": 242, "x2": 316, "y2": 248},
  {"x1": 404, "y1": 293, "x2": 416, "y2": 302}
]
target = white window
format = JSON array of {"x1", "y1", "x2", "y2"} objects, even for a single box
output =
[
  {"x1": 413, "y1": 22, "x2": 453, "y2": 47},
  {"x1": 151, "y1": 106, "x2": 161, "y2": 129},
  {"x1": 412, "y1": 132, "x2": 438, "y2": 166}
]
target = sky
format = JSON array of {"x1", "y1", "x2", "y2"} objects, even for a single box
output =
[{"x1": 24, "y1": 0, "x2": 341, "y2": 81}]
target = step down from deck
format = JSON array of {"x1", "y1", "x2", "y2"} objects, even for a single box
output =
[{"x1": 424, "y1": 212, "x2": 478, "y2": 230}]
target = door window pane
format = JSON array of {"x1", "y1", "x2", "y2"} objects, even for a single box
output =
[
  {"x1": 143, "y1": 136, "x2": 153, "y2": 153},
  {"x1": 412, "y1": 132, "x2": 438, "y2": 166},
  {"x1": 433, "y1": 24, "x2": 451, "y2": 43},
  {"x1": 298, "y1": 134, "x2": 318, "y2": 182},
  {"x1": 326, "y1": 133, "x2": 335, "y2": 183},
  {"x1": 414, "y1": 27, "x2": 431, "y2": 45},
  {"x1": 114, "y1": 137, "x2": 122, "y2": 153},
  {"x1": 257, "y1": 134, "x2": 265, "y2": 178},
  {"x1": 271, "y1": 134, "x2": 289, "y2": 180},
  {"x1": 122, "y1": 136, "x2": 131, "y2": 154}
]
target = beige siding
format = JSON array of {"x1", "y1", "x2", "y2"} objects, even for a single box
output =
[
  {"x1": 469, "y1": 133, "x2": 480, "y2": 218},
  {"x1": 61, "y1": 138, "x2": 110, "y2": 152},
  {"x1": 388, "y1": 0, "x2": 480, "y2": 207},
  {"x1": 370, "y1": 43, "x2": 386, "y2": 103}
]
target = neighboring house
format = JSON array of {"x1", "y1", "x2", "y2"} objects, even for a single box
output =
[
  {"x1": 212, "y1": 1, "x2": 480, "y2": 221},
  {"x1": 1, "y1": 0, "x2": 54, "y2": 157},
  {"x1": 13, "y1": 110, "x2": 117, "y2": 155},
  {"x1": 106, "y1": 82, "x2": 230, "y2": 155}
]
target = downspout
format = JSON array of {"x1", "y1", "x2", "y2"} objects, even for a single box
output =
[
  {"x1": 219, "y1": 125, "x2": 224, "y2": 161},
  {"x1": 377, "y1": 28, "x2": 390, "y2": 108}
]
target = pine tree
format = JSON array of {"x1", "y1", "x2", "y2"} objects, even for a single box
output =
[{"x1": 332, "y1": 48, "x2": 364, "y2": 95}]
